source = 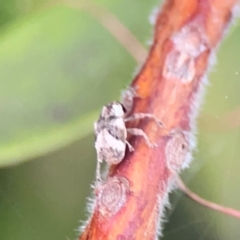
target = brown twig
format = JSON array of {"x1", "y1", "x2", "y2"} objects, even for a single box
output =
[
  {"x1": 64, "y1": 0, "x2": 148, "y2": 64},
  {"x1": 79, "y1": 0, "x2": 239, "y2": 239},
  {"x1": 176, "y1": 175, "x2": 240, "y2": 219}
]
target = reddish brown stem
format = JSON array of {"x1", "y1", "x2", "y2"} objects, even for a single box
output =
[{"x1": 80, "y1": 0, "x2": 238, "y2": 239}]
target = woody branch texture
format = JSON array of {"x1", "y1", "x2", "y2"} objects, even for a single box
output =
[{"x1": 80, "y1": 0, "x2": 239, "y2": 239}]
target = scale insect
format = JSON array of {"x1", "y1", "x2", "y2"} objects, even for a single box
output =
[{"x1": 94, "y1": 90, "x2": 163, "y2": 183}]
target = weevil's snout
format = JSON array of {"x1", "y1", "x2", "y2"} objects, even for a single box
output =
[{"x1": 111, "y1": 102, "x2": 125, "y2": 117}]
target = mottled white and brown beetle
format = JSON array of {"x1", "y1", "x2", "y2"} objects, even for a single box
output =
[{"x1": 94, "y1": 89, "x2": 163, "y2": 183}]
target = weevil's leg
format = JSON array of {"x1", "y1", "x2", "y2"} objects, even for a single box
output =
[
  {"x1": 124, "y1": 113, "x2": 163, "y2": 128},
  {"x1": 96, "y1": 159, "x2": 102, "y2": 184},
  {"x1": 127, "y1": 128, "x2": 157, "y2": 148},
  {"x1": 126, "y1": 141, "x2": 135, "y2": 152}
]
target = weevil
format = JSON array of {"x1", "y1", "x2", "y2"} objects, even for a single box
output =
[{"x1": 94, "y1": 88, "x2": 163, "y2": 183}]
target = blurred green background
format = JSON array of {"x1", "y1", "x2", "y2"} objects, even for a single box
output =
[{"x1": 0, "y1": 0, "x2": 240, "y2": 239}]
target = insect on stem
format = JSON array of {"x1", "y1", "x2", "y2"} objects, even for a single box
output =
[{"x1": 94, "y1": 88, "x2": 163, "y2": 183}]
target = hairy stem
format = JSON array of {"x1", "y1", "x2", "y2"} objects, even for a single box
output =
[{"x1": 79, "y1": 0, "x2": 239, "y2": 239}]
